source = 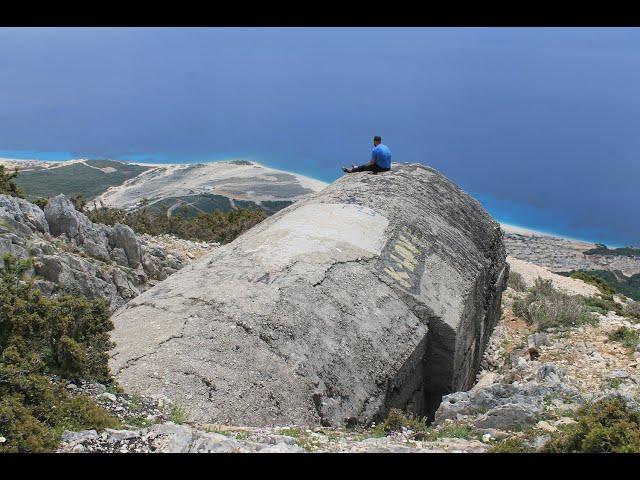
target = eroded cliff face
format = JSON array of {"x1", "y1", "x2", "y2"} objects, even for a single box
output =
[{"x1": 109, "y1": 164, "x2": 508, "y2": 426}]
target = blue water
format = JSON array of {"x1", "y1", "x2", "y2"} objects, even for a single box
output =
[
  {"x1": 1, "y1": 29, "x2": 638, "y2": 248},
  {"x1": 0, "y1": 148, "x2": 625, "y2": 248}
]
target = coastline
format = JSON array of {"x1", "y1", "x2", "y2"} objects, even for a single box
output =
[
  {"x1": 499, "y1": 222, "x2": 597, "y2": 247},
  {"x1": 0, "y1": 155, "x2": 621, "y2": 248}
]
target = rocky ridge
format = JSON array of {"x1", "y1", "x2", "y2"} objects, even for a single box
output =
[{"x1": 0, "y1": 194, "x2": 216, "y2": 310}]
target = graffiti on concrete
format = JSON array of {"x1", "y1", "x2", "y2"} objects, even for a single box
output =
[{"x1": 379, "y1": 226, "x2": 430, "y2": 293}]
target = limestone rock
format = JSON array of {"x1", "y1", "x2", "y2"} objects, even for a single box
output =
[
  {"x1": 44, "y1": 194, "x2": 93, "y2": 239},
  {"x1": 61, "y1": 430, "x2": 98, "y2": 444},
  {"x1": 0, "y1": 193, "x2": 215, "y2": 309},
  {"x1": 0, "y1": 195, "x2": 48, "y2": 234},
  {"x1": 110, "y1": 164, "x2": 508, "y2": 426},
  {"x1": 109, "y1": 223, "x2": 142, "y2": 268},
  {"x1": 473, "y1": 404, "x2": 537, "y2": 430}
]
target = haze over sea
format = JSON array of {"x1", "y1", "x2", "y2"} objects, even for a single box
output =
[{"x1": 1, "y1": 28, "x2": 638, "y2": 247}]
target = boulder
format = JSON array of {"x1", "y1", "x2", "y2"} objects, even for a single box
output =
[
  {"x1": 61, "y1": 430, "x2": 98, "y2": 444},
  {"x1": 33, "y1": 253, "x2": 121, "y2": 307},
  {"x1": 109, "y1": 223, "x2": 142, "y2": 268},
  {"x1": 473, "y1": 404, "x2": 537, "y2": 430},
  {"x1": 0, "y1": 195, "x2": 48, "y2": 235},
  {"x1": 109, "y1": 164, "x2": 508, "y2": 426},
  {"x1": 44, "y1": 194, "x2": 93, "y2": 238}
]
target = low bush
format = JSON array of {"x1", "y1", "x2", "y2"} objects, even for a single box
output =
[
  {"x1": 508, "y1": 271, "x2": 527, "y2": 292},
  {"x1": 584, "y1": 294, "x2": 624, "y2": 316},
  {"x1": 86, "y1": 200, "x2": 266, "y2": 244},
  {"x1": 542, "y1": 396, "x2": 640, "y2": 453},
  {"x1": 512, "y1": 277, "x2": 595, "y2": 331},
  {"x1": 624, "y1": 301, "x2": 640, "y2": 320},
  {"x1": 0, "y1": 254, "x2": 119, "y2": 452},
  {"x1": 372, "y1": 408, "x2": 430, "y2": 438},
  {"x1": 0, "y1": 165, "x2": 24, "y2": 198},
  {"x1": 488, "y1": 437, "x2": 535, "y2": 453},
  {"x1": 569, "y1": 271, "x2": 616, "y2": 296},
  {"x1": 607, "y1": 326, "x2": 640, "y2": 353}
]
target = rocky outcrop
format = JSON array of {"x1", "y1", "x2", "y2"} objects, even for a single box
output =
[
  {"x1": 0, "y1": 194, "x2": 215, "y2": 309},
  {"x1": 110, "y1": 164, "x2": 508, "y2": 427}
]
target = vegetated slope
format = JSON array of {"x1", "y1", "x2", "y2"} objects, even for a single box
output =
[
  {"x1": 147, "y1": 194, "x2": 293, "y2": 218},
  {"x1": 559, "y1": 269, "x2": 640, "y2": 301},
  {"x1": 12, "y1": 158, "x2": 323, "y2": 217},
  {"x1": 95, "y1": 160, "x2": 327, "y2": 214},
  {"x1": 86, "y1": 199, "x2": 268, "y2": 244},
  {"x1": 15, "y1": 160, "x2": 152, "y2": 200},
  {"x1": 584, "y1": 244, "x2": 640, "y2": 258}
]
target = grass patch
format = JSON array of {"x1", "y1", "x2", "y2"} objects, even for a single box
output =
[
  {"x1": 168, "y1": 404, "x2": 188, "y2": 425},
  {"x1": 124, "y1": 416, "x2": 155, "y2": 428},
  {"x1": 608, "y1": 326, "x2": 640, "y2": 353},
  {"x1": 275, "y1": 427, "x2": 305, "y2": 437},
  {"x1": 234, "y1": 430, "x2": 252, "y2": 441}
]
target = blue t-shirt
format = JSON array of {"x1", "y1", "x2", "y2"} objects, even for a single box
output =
[{"x1": 371, "y1": 144, "x2": 392, "y2": 169}]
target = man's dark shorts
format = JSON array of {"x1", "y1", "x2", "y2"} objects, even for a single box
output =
[{"x1": 350, "y1": 164, "x2": 391, "y2": 173}]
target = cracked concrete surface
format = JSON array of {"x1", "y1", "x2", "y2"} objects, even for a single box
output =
[{"x1": 109, "y1": 164, "x2": 507, "y2": 427}]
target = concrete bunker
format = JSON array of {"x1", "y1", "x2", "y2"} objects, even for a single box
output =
[{"x1": 110, "y1": 164, "x2": 508, "y2": 425}]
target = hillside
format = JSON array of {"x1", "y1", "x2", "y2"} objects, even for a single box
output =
[
  {"x1": 10, "y1": 159, "x2": 153, "y2": 201},
  {"x1": 502, "y1": 224, "x2": 640, "y2": 276},
  {"x1": 2, "y1": 157, "x2": 327, "y2": 218},
  {"x1": 95, "y1": 160, "x2": 327, "y2": 216},
  {"x1": 559, "y1": 269, "x2": 640, "y2": 301}
]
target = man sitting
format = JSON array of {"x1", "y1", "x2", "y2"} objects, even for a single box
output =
[{"x1": 342, "y1": 136, "x2": 392, "y2": 173}]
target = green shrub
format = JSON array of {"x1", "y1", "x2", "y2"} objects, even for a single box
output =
[
  {"x1": 560, "y1": 269, "x2": 640, "y2": 302},
  {"x1": 508, "y1": 271, "x2": 527, "y2": 292},
  {"x1": 624, "y1": 301, "x2": 640, "y2": 320},
  {"x1": 512, "y1": 277, "x2": 595, "y2": 331},
  {"x1": 372, "y1": 408, "x2": 430, "y2": 438},
  {"x1": 168, "y1": 404, "x2": 188, "y2": 425},
  {"x1": 569, "y1": 271, "x2": 616, "y2": 296},
  {"x1": 542, "y1": 396, "x2": 640, "y2": 453},
  {"x1": 584, "y1": 294, "x2": 624, "y2": 316},
  {"x1": 488, "y1": 437, "x2": 535, "y2": 453},
  {"x1": 608, "y1": 326, "x2": 640, "y2": 353},
  {"x1": 0, "y1": 165, "x2": 24, "y2": 198},
  {"x1": 86, "y1": 200, "x2": 266, "y2": 244},
  {"x1": 0, "y1": 254, "x2": 118, "y2": 452},
  {"x1": 422, "y1": 423, "x2": 475, "y2": 441},
  {"x1": 33, "y1": 197, "x2": 49, "y2": 210}
]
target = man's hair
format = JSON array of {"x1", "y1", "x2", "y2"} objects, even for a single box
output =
[{"x1": 373, "y1": 136, "x2": 382, "y2": 142}]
